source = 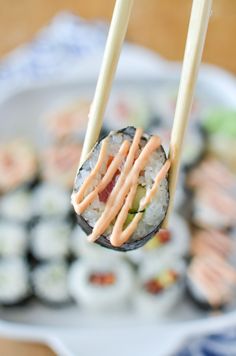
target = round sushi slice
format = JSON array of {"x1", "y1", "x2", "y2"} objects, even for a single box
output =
[
  {"x1": 0, "y1": 139, "x2": 38, "y2": 193},
  {"x1": 0, "y1": 258, "x2": 31, "y2": 306},
  {"x1": 128, "y1": 213, "x2": 190, "y2": 264},
  {"x1": 0, "y1": 221, "x2": 28, "y2": 257},
  {"x1": 72, "y1": 127, "x2": 170, "y2": 251},
  {"x1": 134, "y1": 254, "x2": 186, "y2": 317},
  {"x1": 69, "y1": 257, "x2": 135, "y2": 310},
  {"x1": 30, "y1": 220, "x2": 71, "y2": 260},
  {"x1": 41, "y1": 142, "x2": 82, "y2": 188},
  {"x1": 186, "y1": 255, "x2": 236, "y2": 310},
  {"x1": 32, "y1": 260, "x2": 71, "y2": 306},
  {"x1": 45, "y1": 100, "x2": 90, "y2": 141},
  {"x1": 31, "y1": 182, "x2": 71, "y2": 219},
  {"x1": 0, "y1": 188, "x2": 32, "y2": 224}
]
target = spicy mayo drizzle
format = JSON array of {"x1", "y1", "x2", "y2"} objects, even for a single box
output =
[{"x1": 72, "y1": 128, "x2": 170, "y2": 247}]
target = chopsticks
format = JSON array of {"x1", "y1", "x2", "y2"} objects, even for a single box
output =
[
  {"x1": 80, "y1": 0, "x2": 134, "y2": 165},
  {"x1": 162, "y1": 0, "x2": 212, "y2": 228}
]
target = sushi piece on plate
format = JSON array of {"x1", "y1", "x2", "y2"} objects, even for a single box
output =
[
  {"x1": 186, "y1": 255, "x2": 236, "y2": 310},
  {"x1": 0, "y1": 188, "x2": 32, "y2": 224},
  {"x1": 0, "y1": 258, "x2": 31, "y2": 306},
  {"x1": 70, "y1": 225, "x2": 123, "y2": 259},
  {"x1": 127, "y1": 213, "x2": 190, "y2": 265},
  {"x1": 31, "y1": 182, "x2": 71, "y2": 219},
  {"x1": 30, "y1": 220, "x2": 71, "y2": 260},
  {"x1": 32, "y1": 260, "x2": 71, "y2": 306},
  {"x1": 41, "y1": 142, "x2": 82, "y2": 188},
  {"x1": 134, "y1": 254, "x2": 186, "y2": 317},
  {"x1": 105, "y1": 92, "x2": 150, "y2": 131},
  {"x1": 0, "y1": 139, "x2": 38, "y2": 193},
  {"x1": 191, "y1": 229, "x2": 234, "y2": 259},
  {"x1": 45, "y1": 100, "x2": 90, "y2": 141},
  {"x1": 0, "y1": 221, "x2": 28, "y2": 257},
  {"x1": 69, "y1": 257, "x2": 135, "y2": 311},
  {"x1": 72, "y1": 127, "x2": 170, "y2": 251}
]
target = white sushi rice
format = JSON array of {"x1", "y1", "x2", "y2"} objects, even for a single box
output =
[
  {"x1": 0, "y1": 221, "x2": 28, "y2": 257},
  {"x1": 0, "y1": 188, "x2": 32, "y2": 223},
  {"x1": 76, "y1": 130, "x2": 169, "y2": 242},
  {"x1": 32, "y1": 261, "x2": 70, "y2": 304},
  {"x1": 134, "y1": 253, "x2": 186, "y2": 317},
  {"x1": 0, "y1": 258, "x2": 30, "y2": 304},
  {"x1": 31, "y1": 220, "x2": 71, "y2": 260},
  {"x1": 68, "y1": 257, "x2": 135, "y2": 310},
  {"x1": 32, "y1": 182, "x2": 71, "y2": 218}
]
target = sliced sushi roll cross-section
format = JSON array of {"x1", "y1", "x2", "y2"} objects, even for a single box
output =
[
  {"x1": 134, "y1": 254, "x2": 186, "y2": 317},
  {"x1": 72, "y1": 127, "x2": 170, "y2": 251},
  {"x1": 31, "y1": 182, "x2": 71, "y2": 219},
  {"x1": 0, "y1": 258, "x2": 31, "y2": 306},
  {"x1": 0, "y1": 221, "x2": 28, "y2": 257},
  {"x1": 0, "y1": 188, "x2": 32, "y2": 224},
  {"x1": 69, "y1": 258, "x2": 135, "y2": 310},
  {"x1": 30, "y1": 220, "x2": 71, "y2": 260},
  {"x1": 186, "y1": 255, "x2": 236, "y2": 310},
  {"x1": 32, "y1": 261, "x2": 71, "y2": 306},
  {"x1": 0, "y1": 139, "x2": 38, "y2": 193}
]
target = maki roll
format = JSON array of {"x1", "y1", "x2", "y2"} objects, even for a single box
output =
[
  {"x1": 0, "y1": 258, "x2": 31, "y2": 306},
  {"x1": 45, "y1": 100, "x2": 90, "y2": 141},
  {"x1": 41, "y1": 142, "x2": 82, "y2": 188},
  {"x1": 30, "y1": 220, "x2": 71, "y2": 260},
  {"x1": 0, "y1": 139, "x2": 38, "y2": 193},
  {"x1": 0, "y1": 188, "x2": 32, "y2": 224},
  {"x1": 32, "y1": 261, "x2": 71, "y2": 306},
  {"x1": 72, "y1": 127, "x2": 170, "y2": 251},
  {"x1": 69, "y1": 257, "x2": 134, "y2": 310},
  {"x1": 134, "y1": 254, "x2": 186, "y2": 317},
  {"x1": 186, "y1": 255, "x2": 236, "y2": 310},
  {"x1": 31, "y1": 182, "x2": 71, "y2": 219},
  {"x1": 0, "y1": 221, "x2": 28, "y2": 257}
]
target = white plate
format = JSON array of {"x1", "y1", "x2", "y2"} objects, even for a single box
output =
[{"x1": 0, "y1": 70, "x2": 236, "y2": 356}]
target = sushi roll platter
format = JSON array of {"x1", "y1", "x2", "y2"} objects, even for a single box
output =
[{"x1": 0, "y1": 76, "x2": 235, "y2": 355}]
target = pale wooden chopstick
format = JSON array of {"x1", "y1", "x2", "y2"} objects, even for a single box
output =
[
  {"x1": 80, "y1": 0, "x2": 134, "y2": 165},
  {"x1": 162, "y1": 0, "x2": 212, "y2": 228}
]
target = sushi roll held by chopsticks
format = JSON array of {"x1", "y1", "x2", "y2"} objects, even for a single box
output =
[{"x1": 71, "y1": 0, "x2": 212, "y2": 251}]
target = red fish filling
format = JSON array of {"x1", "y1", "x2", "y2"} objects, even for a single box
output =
[
  {"x1": 89, "y1": 272, "x2": 116, "y2": 286},
  {"x1": 156, "y1": 230, "x2": 171, "y2": 244},
  {"x1": 98, "y1": 156, "x2": 121, "y2": 203},
  {"x1": 144, "y1": 270, "x2": 178, "y2": 295}
]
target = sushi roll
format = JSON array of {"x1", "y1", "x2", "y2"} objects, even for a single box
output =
[
  {"x1": 70, "y1": 225, "x2": 123, "y2": 259},
  {"x1": 69, "y1": 257, "x2": 135, "y2": 310},
  {"x1": 45, "y1": 100, "x2": 90, "y2": 141},
  {"x1": 127, "y1": 213, "x2": 190, "y2": 265},
  {"x1": 72, "y1": 127, "x2": 170, "y2": 251},
  {"x1": 32, "y1": 260, "x2": 71, "y2": 306},
  {"x1": 186, "y1": 255, "x2": 236, "y2": 310},
  {"x1": 0, "y1": 258, "x2": 31, "y2": 306},
  {"x1": 40, "y1": 142, "x2": 82, "y2": 188},
  {"x1": 0, "y1": 221, "x2": 28, "y2": 257},
  {"x1": 0, "y1": 187, "x2": 32, "y2": 224},
  {"x1": 31, "y1": 182, "x2": 71, "y2": 219},
  {"x1": 30, "y1": 220, "x2": 71, "y2": 260},
  {"x1": 134, "y1": 254, "x2": 186, "y2": 317},
  {"x1": 0, "y1": 139, "x2": 38, "y2": 193}
]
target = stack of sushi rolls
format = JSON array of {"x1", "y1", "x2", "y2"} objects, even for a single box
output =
[
  {"x1": 134, "y1": 253, "x2": 186, "y2": 317},
  {"x1": 68, "y1": 257, "x2": 135, "y2": 311},
  {"x1": 32, "y1": 260, "x2": 71, "y2": 306}
]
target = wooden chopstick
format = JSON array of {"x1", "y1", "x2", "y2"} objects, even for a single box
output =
[
  {"x1": 80, "y1": 0, "x2": 134, "y2": 165},
  {"x1": 162, "y1": 0, "x2": 212, "y2": 228}
]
